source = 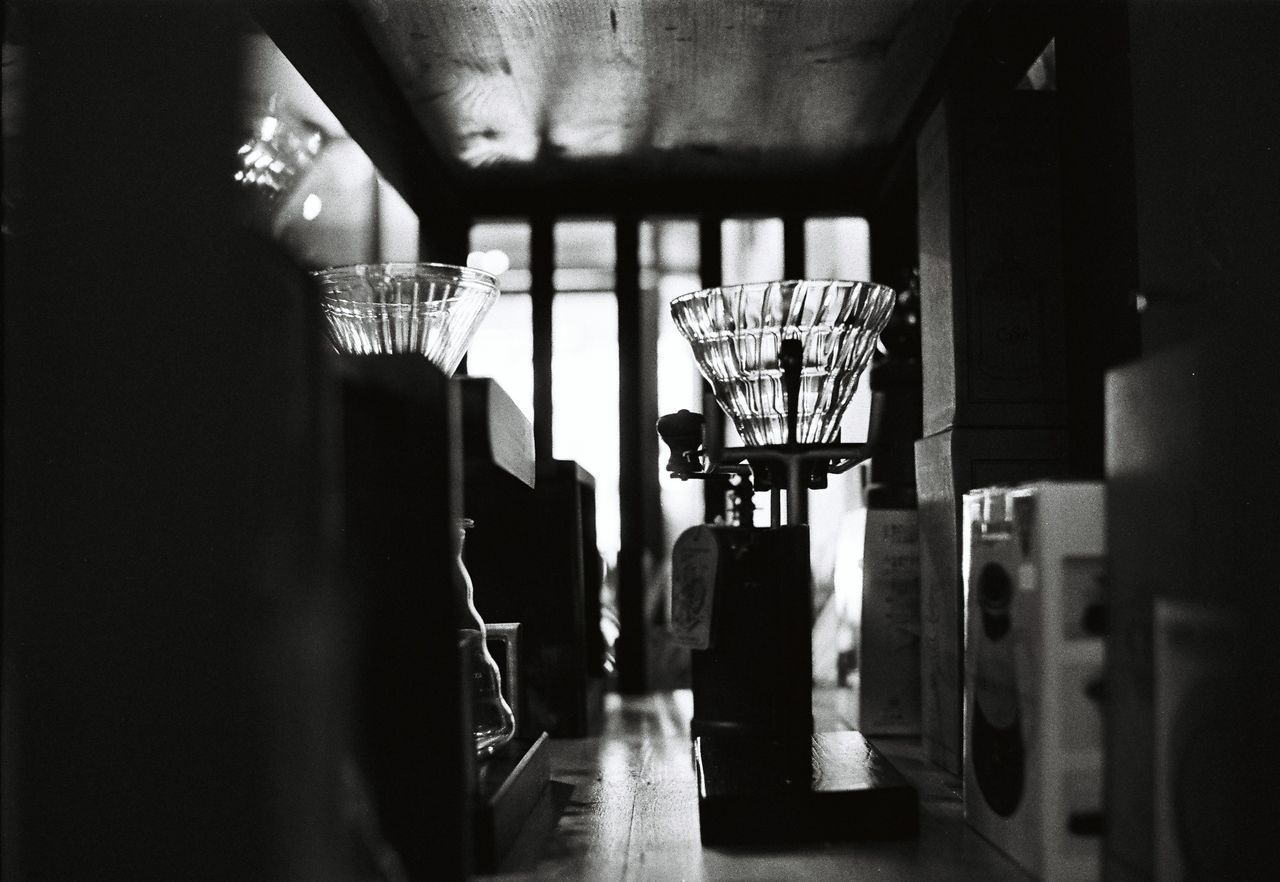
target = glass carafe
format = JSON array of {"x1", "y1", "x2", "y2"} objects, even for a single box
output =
[{"x1": 454, "y1": 518, "x2": 516, "y2": 758}]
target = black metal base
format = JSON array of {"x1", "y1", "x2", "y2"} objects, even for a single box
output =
[
  {"x1": 473, "y1": 732, "x2": 553, "y2": 872},
  {"x1": 692, "y1": 731, "x2": 919, "y2": 846},
  {"x1": 690, "y1": 526, "x2": 813, "y2": 739}
]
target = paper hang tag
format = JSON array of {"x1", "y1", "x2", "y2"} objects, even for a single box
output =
[
  {"x1": 669, "y1": 524, "x2": 719, "y2": 650},
  {"x1": 1017, "y1": 561, "x2": 1037, "y2": 593}
]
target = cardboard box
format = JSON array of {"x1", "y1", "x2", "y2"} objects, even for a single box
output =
[
  {"x1": 917, "y1": 91, "x2": 1069, "y2": 435},
  {"x1": 962, "y1": 482, "x2": 1106, "y2": 881},
  {"x1": 916, "y1": 427, "x2": 1070, "y2": 774},
  {"x1": 466, "y1": 460, "x2": 604, "y2": 738}
]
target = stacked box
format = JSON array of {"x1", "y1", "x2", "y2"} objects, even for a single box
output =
[
  {"x1": 917, "y1": 91, "x2": 1069, "y2": 435},
  {"x1": 962, "y1": 482, "x2": 1105, "y2": 881},
  {"x1": 915, "y1": 89, "x2": 1072, "y2": 774},
  {"x1": 916, "y1": 428, "x2": 1070, "y2": 773}
]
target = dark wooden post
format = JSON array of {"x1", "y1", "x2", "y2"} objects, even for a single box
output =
[
  {"x1": 1054, "y1": 3, "x2": 1142, "y2": 480},
  {"x1": 783, "y1": 214, "x2": 807, "y2": 280},
  {"x1": 616, "y1": 214, "x2": 659, "y2": 693},
  {"x1": 530, "y1": 215, "x2": 555, "y2": 464}
]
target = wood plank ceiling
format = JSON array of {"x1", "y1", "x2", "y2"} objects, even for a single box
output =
[{"x1": 346, "y1": 0, "x2": 967, "y2": 213}]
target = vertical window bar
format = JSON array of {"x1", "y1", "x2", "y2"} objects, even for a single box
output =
[
  {"x1": 531, "y1": 214, "x2": 555, "y2": 462},
  {"x1": 783, "y1": 214, "x2": 806, "y2": 280},
  {"x1": 421, "y1": 217, "x2": 472, "y2": 371},
  {"x1": 615, "y1": 213, "x2": 650, "y2": 694},
  {"x1": 869, "y1": 160, "x2": 917, "y2": 288},
  {"x1": 419, "y1": 214, "x2": 470, "y2": 266},
  {"x1": 697, "y1": 215, "x2": 725, "y2": 524},
  {"x1": 454, "y1": 217, "x2": 468, "y2": 377},
  {"x1": 369, "y1": 169, "x2": 383, "y2": 265}
]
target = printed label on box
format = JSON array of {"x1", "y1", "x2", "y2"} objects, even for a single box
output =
[
  {"x1": 669, "y1": 525, "x2": 718, "y2": 650},
  {"x1": 859, "y1": 508, "x2": 921, "y2": 734}
]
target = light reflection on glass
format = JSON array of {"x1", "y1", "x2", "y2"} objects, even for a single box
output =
[{"x1": 236, "y1": 97, "x2": 325, "y2": 203}]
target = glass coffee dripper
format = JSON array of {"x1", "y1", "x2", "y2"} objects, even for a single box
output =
[
  {"x1": 314, "y1": 261, "x2": 514, "y2": 758},
  {"x1": 662, "y1": 278, "x2": 897, "y2": 527},
  {"x1": 668, "y1": 278, "x2": 897, "y2": 447},
  {"x1": 312, "y1": 262, "x2": 500, "y2": 372}
]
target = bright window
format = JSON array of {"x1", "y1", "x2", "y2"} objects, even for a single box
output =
[
  {"x1": 466, "y1": 220, "x2": 533, "y2": 420},
  {"x1": 647, "y1": 219, "x2": 704, "y2": 546},
  {"x1": 553, "y1": 221, "x2": 620, "y2": 563}
]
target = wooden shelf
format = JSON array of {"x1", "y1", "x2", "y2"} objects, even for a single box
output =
[
  {"x1": 477, "y1": 690, "x2": 1028, "y2": 880},
  {"x1": 459, "y1": 376, "x2": 536, "y2": 489},
  {"x1": 473, "y1": 732, "x2": 555, "y2": 873}
]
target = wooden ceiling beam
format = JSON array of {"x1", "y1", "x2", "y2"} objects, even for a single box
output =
[{"x1": 870, "y1": 0, "x2": 1058, "y2": 213}]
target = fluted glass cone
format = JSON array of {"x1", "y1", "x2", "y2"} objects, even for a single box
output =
[
  {"x1": 670, "y1": 279, "x2": 896, "y2": 447},
  {"x1": 313, "y1": 262, "x2": 499, "y2": 375}
]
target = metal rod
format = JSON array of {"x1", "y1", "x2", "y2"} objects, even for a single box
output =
[
  {"x1": 698, "y1": 215, "x2": 726, "y2": 526},
  {"x1": 786, "y1": 456, "x2": 808, "y2": 525},
  {"x1": 780, "y1": 339, "x2": 803, "y2": 448}
]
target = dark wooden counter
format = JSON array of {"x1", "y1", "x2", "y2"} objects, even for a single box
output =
[{"x1": 481, "y1": 690, "x2": 1028, "y2": 880}]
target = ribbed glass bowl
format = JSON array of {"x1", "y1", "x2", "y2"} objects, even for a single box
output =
[
  {"x1": 312, "y1": 262, "x2": 499, "y2": 374},
  {"x1": 670, "y1": 279, "x2": 896, "y2": 446}
]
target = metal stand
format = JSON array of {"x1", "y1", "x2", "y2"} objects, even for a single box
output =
[
  {"x1": 693, "y1": 731, "x2": 919, "y2": 845},
  {"x1": 657, "y1": 339, "x2": 920, "y2": 845},
  {"x1": 656, "y1": 341, "x2": 870, "y2": 527}
]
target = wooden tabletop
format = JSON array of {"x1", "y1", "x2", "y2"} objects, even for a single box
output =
[{"x1": 482, "y1": 690, "x2": 1029, "y2": 881}]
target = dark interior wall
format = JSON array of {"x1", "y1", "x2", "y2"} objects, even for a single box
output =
[
  {"x1": 5, "y1": 4, "x2": 477, "y2": 878},
  {"x1": 1054, "y1": 2, "x2": 1142, "y2": 477},
  {"x1": 1126, "y1": 0, "x2": 1280, "y2": 352},
  {"x1": 5, "y1": 3, "x2": 332, "y2": 876},
  {"x1": 1102, "y1": 3, "x2": 1280, "y2": 879}
]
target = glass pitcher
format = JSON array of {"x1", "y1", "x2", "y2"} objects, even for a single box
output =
[{"x1": 454, "y1": 518, "x2": 516, "y2": 758}]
